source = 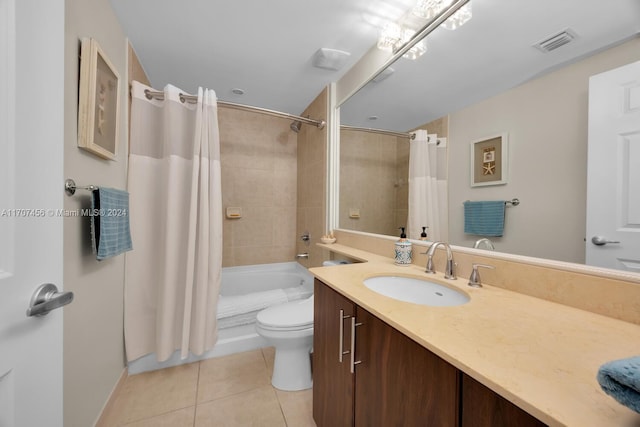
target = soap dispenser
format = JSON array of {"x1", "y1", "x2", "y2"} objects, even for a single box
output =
[
  {"x1": 420, "y1": 226, "x2": 429, "y2": 241},
  {"x1": 394, "y1": 227, "x2": 412, "y2": 266}
]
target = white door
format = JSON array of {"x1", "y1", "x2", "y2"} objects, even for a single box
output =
[
  {"x1": 586, "y1": 60, "x2": 640, "y2": 271},
  {"x1": 0, "y1": 0, "x2": 66, "y2": 426}
]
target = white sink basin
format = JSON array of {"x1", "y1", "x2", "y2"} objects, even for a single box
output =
[{"x1": 363, "y1": 276, "x2": 469, "y2": 307}]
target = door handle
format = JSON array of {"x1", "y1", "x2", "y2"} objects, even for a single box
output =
[
  {"x1": 26, "y1": 283, "x2": 74, "y2": 317},
  {"x1": 591, "y1": 236, "x2": 621, "y2": 246}
]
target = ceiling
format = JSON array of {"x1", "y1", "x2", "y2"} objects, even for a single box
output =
[
  {"x1": 110, "y1": 0, "x2": 639, "y2": 128},
  {"x1": 109, "y1": 0, "x2": 413, "y2": 115}
]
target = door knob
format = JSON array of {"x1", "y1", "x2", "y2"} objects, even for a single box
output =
[
  {"x1": 26, "y1": 283, "x2": 74, "y2": 317},
  {"x1": 591, "y1": 236, "x2": 621, "y2": 246}
]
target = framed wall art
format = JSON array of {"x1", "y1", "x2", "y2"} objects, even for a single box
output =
[
  {"x1": 470, "y1": 133, "x2": 508, "y2": 187},
  {"x1": 78, "y1": 38, "x2": 120, "y2": 160}
]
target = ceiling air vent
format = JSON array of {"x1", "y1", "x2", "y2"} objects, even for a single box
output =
[{"x1": 534, "y1": 29, "x2": 576, "y2": 53}]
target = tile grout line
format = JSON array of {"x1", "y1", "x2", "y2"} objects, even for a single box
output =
[
  {"x1": 193, "y1": 361, "x2": 202, "y2": 427},
  {"x1": 262, "y1": 347, "x2": 289, "y2": 426},
  {"x1": 277, "y1": 390, "x2": 289, "y2": 427}
]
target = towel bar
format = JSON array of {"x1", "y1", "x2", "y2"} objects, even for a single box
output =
[
  {"x1": 464, "y1": 198, "x2": 519, "y2": 206},
  {"x1": 65, "y1": 178, "x2": 98, "y2": 196}
]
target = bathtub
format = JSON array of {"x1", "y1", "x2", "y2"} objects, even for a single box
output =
[{"x1": 128, "y1": 261, "x2": 314, "y2": 374}]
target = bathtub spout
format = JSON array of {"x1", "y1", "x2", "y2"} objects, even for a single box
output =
[{"x1": 296, "y1": 253, "x2": 309, "y2": 259}]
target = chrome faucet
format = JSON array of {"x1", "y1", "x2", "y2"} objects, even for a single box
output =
[
  {"x1": 424, "y1": 242, "x2": 456, "y2": 279},
  {"x1": 473, "y1": 238, "x2": 495, "y2": 250}
]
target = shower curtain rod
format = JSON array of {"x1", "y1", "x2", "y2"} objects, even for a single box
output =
[
  {"x1": 340, "y1": 125, "x2": 416, "y2": 140},
  {"x1": 143, "y1": 89, "x2": 326, "y2": 129}
]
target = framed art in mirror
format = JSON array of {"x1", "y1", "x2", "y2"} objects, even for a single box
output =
[
  {"x1": 470, "y1": 133, "x2": 508, "y2": 187},
  {"x1": 78, "y1": 38, "x2": 120, "y2": 160}
]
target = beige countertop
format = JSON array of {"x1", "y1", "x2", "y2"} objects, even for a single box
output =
[{"x1": 310, "y1": 244, "x2": 640, "y2": 427}]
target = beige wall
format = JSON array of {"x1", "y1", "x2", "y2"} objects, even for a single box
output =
[
  {"x1": 219, "y1": 108, "x2": 298, "y2": 266},
  {"x1": 63, "y1": 0, "x2": 129, "y2": 426},
  {"x1": 297, "y1": 88, "x2": 330, "y2": 268},
  {"x1": 448, "y1": 37, "x2": 640, "y2": 263},
  {"x1": 340, "y1": 130, "x2": 402, "y2": 236}
]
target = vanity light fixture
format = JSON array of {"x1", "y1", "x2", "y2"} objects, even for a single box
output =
[
  {"x1": 399, "y1": 29, "x2": 427, "y2": 60},
  {"x1": 378, "y1": 26, "x2": 428, "y2": 59},
  {"x1": 412, "y1": 0, "x2": 472, "y2": 30},
  {"x1": 377, "y1": 22, "x2": 403, "y2": 52},
  {"x1": 377, "y1": 0, "x2": 471, "y2": 59}
]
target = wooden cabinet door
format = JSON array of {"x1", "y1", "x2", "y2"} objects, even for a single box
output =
[
  {"x1": 461, "y1": 373, "x2": 547, "y2": 427},
  {"x1": 313, "y1": 279, "x2": 356, "y2": 427},
  {"x1": 354, "y1": 306, "x2": 459, "y2": 427}
]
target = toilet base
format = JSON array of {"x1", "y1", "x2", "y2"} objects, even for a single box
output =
[{"x1": 271, "y1": 345, "x2": 313, "y2": 391}]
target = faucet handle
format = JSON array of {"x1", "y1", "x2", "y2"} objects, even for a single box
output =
[
  {"x1": 425, "y1": 257, "x2": 436, "y2": 274},
  {"x1": 418, "y1": 251, "x2": 435, "y2": 273},
  {"x1": 468, "y1": 263, "x2": 495, "y2": 288}
]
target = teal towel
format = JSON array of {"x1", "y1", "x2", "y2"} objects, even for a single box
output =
[
  {"x1": 91, "y1": 188, "x2": 133, "y2": 261},
  {"x1": 597, "y1": 356, "x2": 640, "y2": 413},
  {"x1": 463, "y1": 200, "x2": 505, "y2": 237}
]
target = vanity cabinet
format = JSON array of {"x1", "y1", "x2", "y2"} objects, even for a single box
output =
[
  {"x1": 461, "y1": 373, "x2": 547, "y2": 427},
  {"x1": 354, "y1": 305, "x2": 459, "y2": 426},
  {"x1": 312, "y1": 279, "x2": 356, "y2": 426},
  {"x1": 313, "y1": 279, "x2": 548, "y2": 427},
  {"x1": 313, "y1": 279, "x2": 459, "y2": 427}
]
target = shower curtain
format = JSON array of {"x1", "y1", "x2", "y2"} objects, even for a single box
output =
[
  {"x1": 407, "y1": 129, "x2": 448, "y2": 241},
  {"x1": 125, "y1": 81, "x2": 223, "y2": 362}
]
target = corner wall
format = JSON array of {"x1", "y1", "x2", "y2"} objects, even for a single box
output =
[
  {"x1": 63, "y1": 0, "x2": 129, "y2": 425},
  {"x1": 297, "y1": 87, "x2": 330, "y2": 267}
]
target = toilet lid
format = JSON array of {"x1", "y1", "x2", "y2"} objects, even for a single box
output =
[{"x1": 256, "y1": 296, "x2": 314, "y2": 329}]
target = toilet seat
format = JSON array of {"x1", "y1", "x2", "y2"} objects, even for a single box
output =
[{"x1": 256, "y1": 297, "x2": 313, "y2": 330}]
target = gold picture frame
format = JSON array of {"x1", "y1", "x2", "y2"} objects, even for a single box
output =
[
  {"x1": 78, "y1": 38, "x2": 120, "y2": 160},
  {"x1": 470, "y1": 133, "x2": 508, "y2": 187}
]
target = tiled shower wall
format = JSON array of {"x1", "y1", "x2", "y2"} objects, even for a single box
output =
[
  {"x1": 219, "y1": 108, "x2": 298, "y2": 267},
  {"x1": 340, "y1": 130, "x2": 402, "y2": 236},
  {"x1": 219, "y1": 87, "x2": 329, "y2": 268}
]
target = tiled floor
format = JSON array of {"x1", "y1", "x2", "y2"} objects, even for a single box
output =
[{"x1": 99, "y1": 348, "x2": 316, "y2": 426}]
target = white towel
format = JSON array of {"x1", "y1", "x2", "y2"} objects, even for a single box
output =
[
  {"x1": 217, "y1": 288, "x2": 288, "y2": 319},
  {"x1": 283, "y1": 285, "x2": 313, "y2": 301},
  {"x1": 217, "y1": 311, "x2": 263, "y2": 329}
]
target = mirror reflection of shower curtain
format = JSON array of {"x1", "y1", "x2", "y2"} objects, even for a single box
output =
[
  {"x1": 125, "y1": 81, "x2": 223, "y2": 362},
  {"x1": 407, "y1": 129, "x2": 448, "y2": 241}
]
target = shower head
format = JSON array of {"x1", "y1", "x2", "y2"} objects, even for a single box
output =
[{"x1": 290, "y1": 120, "x2": 302, "y2": 133}]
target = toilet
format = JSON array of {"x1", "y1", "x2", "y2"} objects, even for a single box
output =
[{"x1": 256, "y1": 296, "x2": 314, "y2": 391}]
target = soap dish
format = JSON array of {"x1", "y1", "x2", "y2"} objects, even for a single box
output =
[{"x1": 320, "y1": 237, "x2": 336, "y2": 244}]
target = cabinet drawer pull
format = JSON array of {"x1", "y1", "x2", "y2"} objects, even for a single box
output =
[
  {"x1": 350, "y1": 317, "x2": 362, "y2": 374},
  {"x1": 339, "y1": 309, "x2": 351, "y2": 362}
]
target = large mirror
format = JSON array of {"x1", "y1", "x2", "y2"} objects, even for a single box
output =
[{"x1": 336, "y1": 0, "x2": 640, "y2": 267}]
